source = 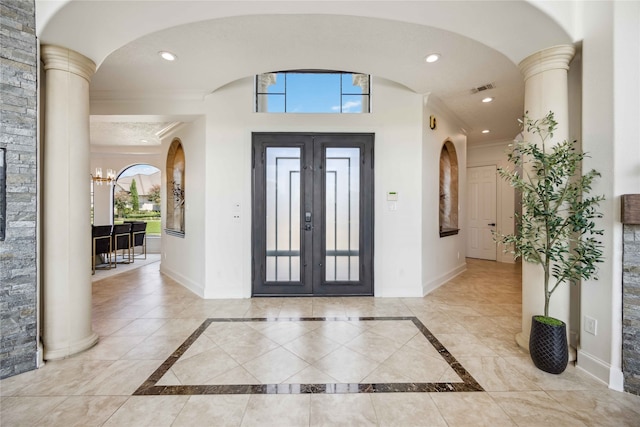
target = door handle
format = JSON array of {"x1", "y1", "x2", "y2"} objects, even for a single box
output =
[
  {"x1": 488, "y1": 223, "x2": 496, "y2": 226},
  {"x1": 305, "y1": 212, "x2": 312, "y2": 230}
]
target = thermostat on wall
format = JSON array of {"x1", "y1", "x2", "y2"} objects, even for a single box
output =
[{"x1": 387, "y1": 191, "x2": 398, "y2": 201}]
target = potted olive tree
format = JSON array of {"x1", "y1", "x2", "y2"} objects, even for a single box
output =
[{"x1": 497, "y1": 111, "x2": 605, "y2": 374}]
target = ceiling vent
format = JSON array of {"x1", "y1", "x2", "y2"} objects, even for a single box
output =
[{"x1": 471, "y1": 83, "x2": 496, "y2": 94}]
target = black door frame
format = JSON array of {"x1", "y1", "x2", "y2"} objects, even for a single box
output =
[{"x1": 252, "y1": 132, "x2": 374, "y2": 296}]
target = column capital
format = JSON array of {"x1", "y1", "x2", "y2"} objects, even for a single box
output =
[
  {"x1": 41, "y1": 45, "x2": 96, "y2": 83},
  {"x1": 518, "y1": 45, "x2": 576, "y2": 81}
]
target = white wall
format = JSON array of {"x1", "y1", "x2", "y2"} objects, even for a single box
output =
[
  {"x1": 159, "y1": 117, "x2": 207, "y2": 297},
  {"x1": 201, "y1": 76, "x2": 464, "y2": 298},
  {"x1": 612, "y1": 1, "x2": 640, "y2": 392},
  {"x1": 421, "y1": 96, "x2": 468, "y2": 294},
  {"x1": 372, "y1": 82, "x2": 423, "y2": 297},
  {"x1": 467, "y1": 141, "x2": 516, "y2": 264},
  {"x1": 578, "y1": 0, "x2": 640, "y2": 390}
]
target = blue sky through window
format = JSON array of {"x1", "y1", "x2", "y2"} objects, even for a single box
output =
[
  {"x1": 260, "y1": 72, "x2": 368, "y2": 113},
  {"x1": 286, "y1": 73, "x2": 340, "y2": 113},
  {"x1": 119, "y1": 164, "x2": 160, "y2": 178}
]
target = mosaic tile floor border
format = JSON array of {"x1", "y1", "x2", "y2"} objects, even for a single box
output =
[{"x1": 134, "y1": 316, "x2": 484, "y2": 395}]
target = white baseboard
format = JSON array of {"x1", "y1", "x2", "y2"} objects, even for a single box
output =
[
  {"x1": 576, "y1": 349, "x2": 611, "y2": 387},
  {"x1": 37, "y1": 340, "x2": 45, "y2": 368},
  {"x1": 159, "y1": 265, "x2": 204, "y2": 298},
  {"x1": 422, "y1": 263, "x2": 466, "y2": 296},
  {"x1": 609, "y1": 366, "x2": 625, "y2": 392}
]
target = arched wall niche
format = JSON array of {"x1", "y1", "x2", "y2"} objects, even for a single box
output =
[
  {"x1": 166, "y1": 138, "x2": 185, "y2": 235},
  {"x1": 439, "y1": 140, "x2": 459, "y2": 237}
]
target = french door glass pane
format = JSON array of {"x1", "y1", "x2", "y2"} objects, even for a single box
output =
[
  {"x1": 266, "y1": 147, "x2": 301, "y2": 282},
  {"x1": 325, "y1": 147, "x2": 360, "y2": 281}
]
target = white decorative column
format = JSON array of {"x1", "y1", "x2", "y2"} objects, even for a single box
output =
[
  {"x1": 516, "y1": 45, "x2": 576, "y2": 352},
  {"x1": 41, "y1": 45, "x2": 98, "y2": 359}
]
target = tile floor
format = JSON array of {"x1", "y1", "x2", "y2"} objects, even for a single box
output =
[{"x1": 2, "y1": 258, "x2": 640, "y2": 426}]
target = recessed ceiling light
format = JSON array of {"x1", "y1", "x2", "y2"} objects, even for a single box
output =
[
  {"x1": 482, "y1": 97, "x2": 494, "y2": 103},
  {"x1": 482, "y1": 129, "x2": 491, "y2": 134},
  {"x1": 425, "y1": 53, "x2": 440, "y2": 63},
  {"x1": 140, "y1": 139, "x2": 149, "y2": 143},
  {"x1": 159, "y1": 51, "x2": 177, "y2": 61}
]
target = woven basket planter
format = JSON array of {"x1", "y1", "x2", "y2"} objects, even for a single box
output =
[{"x1": 529, "y1": 316, "x2": 568, "y2": 374}]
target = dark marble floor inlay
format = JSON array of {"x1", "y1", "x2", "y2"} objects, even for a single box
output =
[{"x1": 134, "y1": 316, "x2": 484, "y2": 395}]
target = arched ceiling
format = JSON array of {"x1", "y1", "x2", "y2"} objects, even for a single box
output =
[{"x1": 36, "y1": 1, "x2": 574, "y2": 145}]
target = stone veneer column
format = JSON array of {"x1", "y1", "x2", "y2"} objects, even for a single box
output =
[
  {"x1": 40, "y1": 45, "x2": 98, "y2": 359},
  {"x1": 622, "y1": 195, "x2": 640, "y2": 395},
  {"x1": 0, "y1": 0, "x2": 38, "y2": 379},
  {"x1": 623, "y1": 223, "x2": 640, "y2": 395},
  {"x1": 516, "y1": 45, "x2": 576, "y2": 352}
]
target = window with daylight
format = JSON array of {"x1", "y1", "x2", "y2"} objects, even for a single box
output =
[
  {"x1": 256, "y1": 71, "x2": 370, "y2": 113},
  {"x1": 113, "y1": 164, "x2": 161, "y2": 236}
]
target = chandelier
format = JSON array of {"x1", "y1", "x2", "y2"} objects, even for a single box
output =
[{"x1": 91, "y1": 168, "x2": 115, "y2": 185}]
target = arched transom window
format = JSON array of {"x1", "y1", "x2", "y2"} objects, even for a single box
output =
[{"x1": 256, "y1": 71, "x2": 370, "y2": 113}]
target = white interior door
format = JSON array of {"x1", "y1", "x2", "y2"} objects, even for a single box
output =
[{"x1": 467, "y1": 165, "x2": 497, "y2": 260}]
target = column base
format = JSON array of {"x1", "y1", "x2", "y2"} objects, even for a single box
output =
[
  {"x1": 515, "y1": 331, "x2": 529, "y2": 351},
  {"x1": 43, "y1": 332, "x2": 99, "y2": 361}
]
